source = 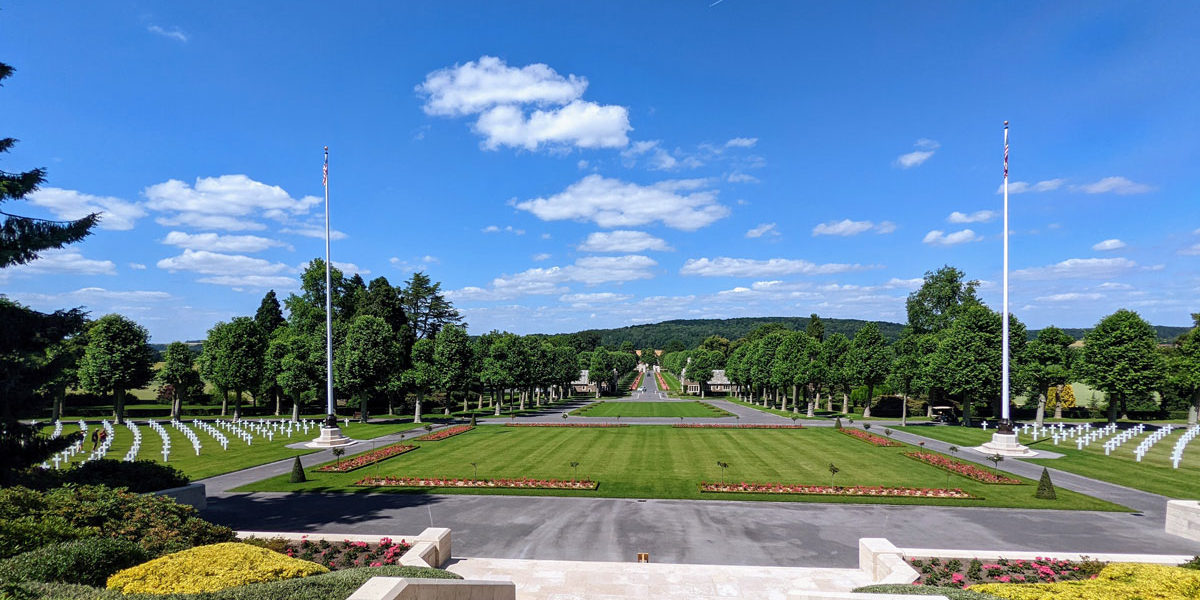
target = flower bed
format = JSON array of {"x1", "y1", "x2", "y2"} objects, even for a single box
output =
[
  {"x1": 316, "y1": 443, "x2": 417, "y2": 472},
  {"x1": 908, "y1": 555, "x2": 1102, "y2": 587},
  {"x1": 673, "y1": 424, "x2": 804, "y2": 429},
  {"x1": 655, "y1": 371, "x2": 669, "y2": 391},
  {"x1": 354, "y1": 476, "x2": 598, "y2": 490},
  {"x1": 630, "y1": 372, "x2": 644, "y2": 390},
  {"x1": 837, "y1": 427, "x2": 902, "y2": 446},
  {"x1": 503, "y1": 423, "x2": 629, "y2": 428},
  {"x1": 904, "y1": 451, "x2": 1022, "y2": 484},
  {"x1": 106, "y1": 543, "x2": 328, "y2": 594},
  {"x1": 973, "y1": 562, "x2": 1200, "y2": 599},
  {"x1": 414, "y1": 425, "x2": 474, "y2": 441},
  {"x1": 699, "y1": 481, "x2": 975, "y2": 498},
  {"x1": 281, "y1": 537, "x2": 412, "y2": 570}
]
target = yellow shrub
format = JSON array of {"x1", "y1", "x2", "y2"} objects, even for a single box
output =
[
  {"x1": 106, "y1": 542, "x2": 328, "y2": 594},
  {"x1": 972, "y1": 563, "x2": 1200, "y2": 599}
]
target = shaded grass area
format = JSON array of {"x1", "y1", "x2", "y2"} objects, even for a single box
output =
[
  {"x1": 895, "y1": 424, "x2": 1200, "y2": 499},
  {"x1": 570, "y1": 401, "x2": 732, "y2": 418},
  {"x1": 43, "y1": 420, "x2": 429, "y2": 480},
  {"x1": 239, "y1": 426, "x2": 1126, "y2": 510},
  {"x1": 725, "y1": 397, "x2": 933, "y2": 422},
  {"x1": 659, "y1": 371, "x2": 683, "y2": 394}
]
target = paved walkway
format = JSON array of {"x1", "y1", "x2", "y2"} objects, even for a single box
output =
[
  {"x1": 198, "y1": 389, "x2": 1200, "y2": 569},
  {"x1": 446, "y1": 557, "x2": 870, "y2": 599}
]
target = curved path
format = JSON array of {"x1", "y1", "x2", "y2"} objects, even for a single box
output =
[{"x1": 199, "y1": 388, "x2": 1200, "y2": 568}]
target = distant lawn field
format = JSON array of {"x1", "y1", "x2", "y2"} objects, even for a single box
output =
[
  {"x1": 895, "y1": 425, "x2": 1199, "y2": 499},
  {"x1": 239, "y1": 426, "x2": 1125, "y2": 511},
  {"x1": 42, "y1": 420, "x2": 429, "y2": 480},
  {"x1": 570, "y1": 401, "x2": 733, "y2": 418}
]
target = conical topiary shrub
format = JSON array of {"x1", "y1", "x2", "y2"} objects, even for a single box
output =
[
  {"x1": 289, "y1": 456, "x2": 306, "y2": 483},
  {"x1": 834, "y1": 417, "x2": 843, "y2": 430},
  {"x1": 470, "y1": 414, "x2": 477, "y2": 426},
  {"x1": 1035, "y1": 467, "x2": 1056, "y2": 499}
]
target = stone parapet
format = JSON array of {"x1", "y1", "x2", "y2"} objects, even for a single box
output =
[
  {"x1": 347, "y1": 577, "x2": 515, "y2": 600},
  {"x1": 1166, "y1": 500, "x2": 1200, "y2": 542}
]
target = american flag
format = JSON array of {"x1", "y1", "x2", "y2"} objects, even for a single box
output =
[
  {"x1": 323, "y1": 147, "x2": 329, "y2": 187},
  {"x1": 1003, "y1": 123, "x2": 1009, "y2": 179}
]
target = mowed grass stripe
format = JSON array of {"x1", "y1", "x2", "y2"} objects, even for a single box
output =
[{"x1": 241, "y1": 426, "x2": 1125, "y2": 510}]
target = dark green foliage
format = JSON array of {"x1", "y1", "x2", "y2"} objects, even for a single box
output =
[
  {"x1": 854, "y1": 584, "x2": 1002, "y2": 599},
  {"x1": 1078, "y1": 309, "x2": 1165, "y2": 422},
  {"x1": 0, "y1": 538, "x2": 148, "y2": 587},
  {"x1": 17, "y1": 459, "x2": 188, "y2": 493},
  {"x1": 1180, "y1": 556, "x2": 1200, "y2": 570},
  {"x1": 571, "y1": 317, "x2": 904, "y2": 350},
  {"x1": 0, "y1": 485, "x2": 234, "y2": 559},
  {"x1": 1035, "y1": 467, "x2": 1057, "y2": 500},
  {"x1": 15, "y1": 565, "x2": 459, "y2": 600},
  {"x1": 834, "y1": 417, "x2": 843, "y2": 429},
  {"x1": 469, "y1": 414, "x2": 477, "y2": 426},
  {"x1": 289, "y1": 457, "x2": 306, "y2": 483},
  {"x1": 254, "y1": 290, "x2": 286, "y2": 335}
]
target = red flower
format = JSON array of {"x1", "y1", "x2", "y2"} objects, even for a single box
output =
[
  {"x1": 316, "y1": 443, "x2": 418, "y2": 472},
  {"x1": 415, "y1": 425, "x2": 474, "y2": 441},
  {"x1": 837, "y1": 428, "x2": 902, "y2": 447}
]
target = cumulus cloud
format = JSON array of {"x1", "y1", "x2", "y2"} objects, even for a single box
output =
[
  {"x1": 726, "y1": 171, "x2": 759, "y2": 183},
  {"x1": 27, "y1": 188, "x2": 147, "y2": 230},
  {"x1": 1035, "y1": 292, "x2": 1104, "y2": 302},
  {"x1": 1092, "y1": 239, "x2": 1126, "y2": 251},
  {"x1": 922, "y1": 229, "x2": 982, "y2": 246},
  {"x1": 162, "y1": 231, "x2": 288, "y2": 253},
  {"x1": 0, "y1": 249, "x2": 116, "y2": 280},
  {"x1": 725, "y1": 137, "x2": 758, "y2": 148},
  {"x1": 482, "y1": 225, "x2": 525, "y2": 235},
  {"x1": 813, "y1": 219, "x2": 895, "y2": 236},
  {"x1": 129, "y1": 263, "x2": 147, "y2": 270},
  {"x1": 157, "y1": 249, "x2": 290, "y2": 276},
  {"x1": 578, "y1": 230, "x2": 672, "y2": 253},
  {"x1": 1001, "y1": 178, "x2": 1065, "y2": 194},
  {"x1": 416, "y1": 56, "x2": 630, "y2": 151},
  {"x1": 745, "y1": 223, "x2": 779, "y2": 238},
  {"x1": 195, "y1": 275, "x2": 298, "y2": 289},
  {"x1": 515, "y1": 174, "x2": 729, "y2": 231},
  {"x1": 145, "y1": 175, "x2": 321, "y2": 232},
  {"x1": 948, "y1": 210, "x2": 997, "y2": 224},
  {"x1": 147, "y1": 24, "x2": 188, "y2": 42},
  {"x1": 619, "y1": 140, "x2": 702, "y2": 171},
  {"x1": 1074, "y1": 176, "x2": 1153, "y2": 195},
  {"x1": 450, "y1": 255, "x2": 657, "y2": 301},
  {"x1": 279, "y1": 225, "x2": 348, "y2": 240},
  {"x1": 532, "y1": 253, "x2": 552, "y2": 261},
  {"x1": 1179, "y1": 243, "x2": 1200, "y2": 256},
  {"x1": 895, "y1": 138, "x2": 939, "y2": 168},
  {"x1": 679, "y1": 257, "x2": 871, "y2": 277},
  {"x1": 559, "y1": 292, "x2": 633, "y2": 305},
  {"x1": 1012, "y1": 257, "x2": 1138, "y2": 280}
]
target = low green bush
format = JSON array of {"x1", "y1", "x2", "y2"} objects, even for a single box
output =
[
  {"x1": 854, "y1": 584, "x2": 1003, "y2": 599},
  {"x1": 1179, "y1": 555, "x2": 1200, "y2": 570},
  {"x1": 0, "y1": 485, "x2": 233, "y2": 559},
  {"x1": 15, "y1": 460, "x2": 189, "y2": 493},
  {"x1": 0, "y1": 538, "x2": 148, "y2": 587},
  {"x1": 18, "y1": 565, "x2": 459, "y2": 600}
]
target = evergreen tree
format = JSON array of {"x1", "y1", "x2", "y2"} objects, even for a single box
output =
[
  {"x1": 806, "y1": 313, "x2": 825, "y2": 343},
  {"x1": 77, "y1": 314, "x2": 155, "y2": 425},
  {"x1": 401, "y1": 272, "x2": 463, "y2": 339},
  {"x1": 254, "y1": 290, "x2": 286, "y2": 335},
  {"x1": 1035, "y1": 467, "x2": 1057, "y2": 500},
  {"x1": 289, "y1": 456, "x2": 307, "y2": 483}
]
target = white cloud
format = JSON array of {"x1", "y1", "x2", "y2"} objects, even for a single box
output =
[
  {"x1": 279, "y1": 225, "x2": 349, "y2": 240},
  {"x1": 725, "y1": 137, "x2": 758, "y2": 148},
  {"x1": 813, "y1": 219, "x2": 895, "y2": 236},
  {"x1": 27, "y1": 188, "x2": 147, "y2": 230},
  {"x1": 145, "y1": 175, "x2": 321, "y2": 232},
  {"x1": 129, "y1": 263, "x2": 147, "y2": 270},
  {"x1": 532, "y1": 253, "x2": 552, "y2": 261},
  {"x1": 679, "y1": 257, "x2": 871, "y2": 277},
  {"x1": 0, "y1": 249, "x2": 116, "y2": 279},
  {"x1": 417, "y1": 56, "x2": 630, "y2": 151},
  {"x1": 1098, "y1": 282, "x2": 1133, "y2": 290},
  {"x1": 332, "y1": 261, "x2": 368, "y2": 275},
  {"x1": 578, "y1": 230, "x2": 672, "y2": 252},
  {"x1": 577, "y1": 160, "x2": 589, "y2": 169},
  {"x1": 1092, "y1": 239, "x2": 1126, "y2": 251},
  {"x1": 559, "y1": 292, "x2": 633, "y2": 305},
  {"x1": 147, "y1": 24, "x2": 188, "y2": 42},
  {"x1": 515, "y1": 174, "x2": 729, "y2": 231},
  {"x1": 450, "y1": 255, "x2": 657, "y2": 301},
  {"x1": 1012, "y1": 257, "x2": 1138, "y2": 280},
  {"x1": 895, "y1": 139, "x2": 939, "y2": 169},
  {"x1": 948, "y1": 210, "x2": 997, "y2": 224},
  {"x1": 745, "y1": 223, "x2": 779, "y2": 238},
  {"x1": 922, "y1": 229, "x2": 982, "y2": 246},
  {"x1": 162, "y1": 231, "x2": 288, "y2": 253},
  {"x1": 482, "y1": 225, "x2": 525, "y2": 235},
  {"x1": 620, "y1": 140, "x2": 703, "y2": 171},
  {"x1": 1002, "y1": 178, "x2": 1065, "y2": 194},
  {"x1": 195, "y1": 275, "x2": 298, "y2": 289},
  {"x1": 726, "y1": 171, "x2": 760, "y2": 183},
  {"x1": 1179, "y1": 243, "x2": 1200, "y2": 256},
  {"x1": 1074, "y1": 176, "x2": 1153, "y2": 195},
  {"x1": 1035, "y1": 292, "x2": 1104, "y2": 302},
  {"x1": 421, "y1": 255, "x2": 439, "y2": 263},
  {"x1": 157, "y1": 249, "x2": 290, "y2": 276}
]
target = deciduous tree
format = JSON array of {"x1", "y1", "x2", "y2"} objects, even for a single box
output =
[
  {"x1": 78, "y1": 314, "x2": 155, "y2": 425},
  {"x1": 1078, "y1": 309, "x2": 1164, "y2": 423}
]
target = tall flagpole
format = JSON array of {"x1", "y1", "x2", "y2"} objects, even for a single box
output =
[
  {"x1": 1000, "y1": 121, "x2": 1011, "y2": 432},
  {"x1": 323, "y1": 146, "x2": 336, "y2": 428}
]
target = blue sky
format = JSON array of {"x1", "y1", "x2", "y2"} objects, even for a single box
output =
[{"x1": 2, "y1": 1, "x2": 1197, "y2": 342}]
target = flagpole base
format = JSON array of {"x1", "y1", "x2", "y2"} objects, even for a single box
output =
[
  {"x1": 305, "y1": 426, "x2": 358, "y2": 449},
  {"x1": 973, "y1": 432, "x2": 1037, "y2": 457}
]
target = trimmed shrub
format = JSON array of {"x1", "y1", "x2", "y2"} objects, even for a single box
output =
[
  {"x1": 834, "y1": 417, "x2": 843, "y2": 429},
  {"x1": 0, "y1": 538, "x2": 148, "y2": 587},
  {"x1": 854, "y1": 584, "x2": 1002, "y2": 599},
  {"x1": 63, "y1": 459, "x2": 189, "y2": 493},
  {"x1": 21, "y1": 565, "x2": 459, "y2": 600},
  {"x1": 106, "y1": 543, "x2": 328, "y2": 594},
  {"x1": 1035, "y1": 467, "x2": 1056, "y2": 500},
  {"x1": 289, "y1": 457, "x2": 306, "y2": 483}
]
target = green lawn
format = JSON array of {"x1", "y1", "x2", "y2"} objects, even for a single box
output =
[
  {"x1": 658, "y1": 371, "x2": 683, "y2": 394},
  {"x1": 43, "y1": 420, "x2": 429, "y2": 480},
  {"x1": 570, "y1": 401, "x2": 732, "y2": 418},
  {"x1": 895, "y1": 425, "x2": 1200, "y2": 499},
  {"x1": 238, "y1": 426, "x2": 1125, "y2": 510}
]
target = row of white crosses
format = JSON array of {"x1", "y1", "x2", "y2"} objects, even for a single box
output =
[
  {"x1": 122, "y1": 421, "x2": 143, "y2": 462},
  {"x1": 1021, "y1": 421, "x2": 1092, "y2": 445},
  {"x1": 1171, "y1": 424, "x2": 1200, "y2": 469},
  {"x1": 49, "y1": 420, "x2": 63, "y2": 440},
  {"x1": 1135, "y1": 424, "x2": 1174, "y2": 462},
  {"x1": 170, "y1": 419, "x2": 204, "y2": 456},
  {"x1": 147, "y1": 420, "x2": 173, "y2": 462},
  {"x1": 1102, "y1": 423, "x2": 1146, "y2": 455},
  {"x1": 85, "y1": 420, "x2": 116, "y2": 462},
  {"x1": 193, "y1": 420, "x2": 231, "y2": 450},
  {"x1": 213, "y1": 419, "x2": 260, "y2": 445},
  {"x1": 1074, "y1": 423, "x2": 1118, "y2": 450}
]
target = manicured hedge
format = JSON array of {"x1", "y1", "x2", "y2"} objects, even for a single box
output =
[
  {"x1": 106, "y1": 543, "x2": 328, "y2": 594},
  {"x1": 0, "y1": 538, "x2": 148, "y2": 587},
  {"x1": 854, "y1": 584, "x2": 1002, "y2": 599}
]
